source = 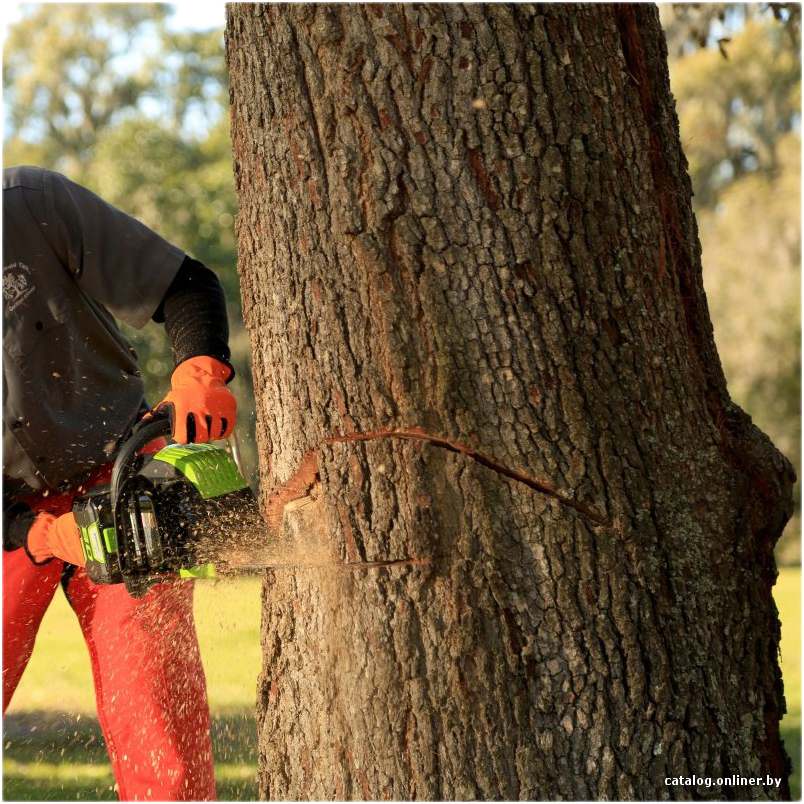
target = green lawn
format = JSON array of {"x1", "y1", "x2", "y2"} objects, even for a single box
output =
[
  {"x1": 4, "y1": 577, "x2": 263, "y2": 801},
  {"x1": 3, "y1": 571, "x2": 801, "y2": 800}
]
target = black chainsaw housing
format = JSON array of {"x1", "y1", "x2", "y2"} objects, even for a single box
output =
[{"x1": 74, "y1": 413, "x2": 256, "y2": 597}]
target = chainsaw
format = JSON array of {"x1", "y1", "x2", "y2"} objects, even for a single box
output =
[{"x1": 73, "y1": 411, "x2": 260, "y2": 597}]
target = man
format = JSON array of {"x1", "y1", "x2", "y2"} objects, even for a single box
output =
[{"x1": 3, "y1": 165, "x2": 238, "y2": 800}]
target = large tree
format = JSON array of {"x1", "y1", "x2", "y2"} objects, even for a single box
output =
[{"x1": 225, "y1": 4, "x2": 795, "y2": 799}]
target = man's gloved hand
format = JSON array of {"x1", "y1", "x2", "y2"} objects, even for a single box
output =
[
  {"x1": 155, "y1": 356, "x2": 237, "y2": 444},
  {"x1": 26, "y1": 512, "x2": 86, "y2": 566}
]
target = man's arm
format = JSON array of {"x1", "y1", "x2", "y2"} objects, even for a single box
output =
[
  {"x1": 151, "y1": 256, "x2": 238, "y2": 443},
  {"x1": 3, "y1": 491, "x2": 83, "y2": 565},
  {"x1": 152, "y1": 256, "x2": 233, "y2": 372},
  {"x1": 4, "y1": 258, "x2": 238, "y2": 562}
]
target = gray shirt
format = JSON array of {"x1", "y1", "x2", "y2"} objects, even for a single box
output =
[{"x1": 3, "y1": 166, "x2": 184, "y2": 494}]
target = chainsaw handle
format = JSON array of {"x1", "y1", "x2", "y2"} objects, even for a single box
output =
[{"x1": 110, "y1": 411, "x2": 173, "y2": 511}]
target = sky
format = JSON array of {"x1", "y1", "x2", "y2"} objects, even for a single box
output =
[{"x1": 166, "y1": 1, "x2": 225, "y2": 31}]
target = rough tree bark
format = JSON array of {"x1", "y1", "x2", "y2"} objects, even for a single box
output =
[{"x1": 225, "y1": 4, "x2": 795, "y2": 800}]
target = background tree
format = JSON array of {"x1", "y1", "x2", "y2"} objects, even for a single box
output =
[
  {"x1": 226, "y1": 4, "x2": 794, "y2": 799},
  {"x1": 661, "y1": 3, "x2": 800, "y2": 60},
  {"x1": 662, "y1": 6, "x2": 801, "y2": 563}
]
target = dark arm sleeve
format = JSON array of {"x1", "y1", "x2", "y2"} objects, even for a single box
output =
[
  {"x1": 3, "y1": 498, "x2": 35, "y2": 552},
  {"x1": 152, "y1": 256, "x2": 234, "y2": 376}
]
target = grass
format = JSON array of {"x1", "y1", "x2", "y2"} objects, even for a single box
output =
[
  {"x1": 3, "y1": 571, "x2": 800, "y2": 800},
  {"x1": 4, "y1": 577, "x2": 263, "y2": 801},
  {"x1": 2, "y1": 712, "x2": 257, "y2": 801}
]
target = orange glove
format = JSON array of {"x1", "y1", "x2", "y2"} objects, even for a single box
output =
[
  {"x1": 155, "y1": 356, "x2": 236, "y2": 444},
  {"x1": 26, "y1": 512, "x2": 86, "y2": 567}
]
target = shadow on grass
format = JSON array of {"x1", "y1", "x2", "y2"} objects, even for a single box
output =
[
  {"x1": 7, "y1": 709, "x2": 800, "y2": 801},
  {"x1": 3, "y1": 710, "x2": 257, "y2": 801}
]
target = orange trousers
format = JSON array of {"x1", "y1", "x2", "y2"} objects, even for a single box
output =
[{"x1": 3, "y1": 547, "x2": 216, "y2": 800}]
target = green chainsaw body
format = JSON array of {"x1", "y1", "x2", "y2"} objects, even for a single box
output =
[{"x1": 73, "y1": 434, "x2": 253, "y2": 597}]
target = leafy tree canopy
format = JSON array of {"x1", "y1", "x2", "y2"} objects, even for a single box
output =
[
  {"x1": 4, "y1": 4, "x2": 226, "y2": 175},
  {"x1": 669, "y1": 16, "x2": 800, "y2": 207}
]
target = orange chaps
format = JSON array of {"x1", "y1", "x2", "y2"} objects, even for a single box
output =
[{"x1": 3, "y1": 460, "x2": 216, "y2": 801}]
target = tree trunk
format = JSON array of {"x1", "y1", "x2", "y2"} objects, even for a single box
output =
[{"x1": 225, "y1": 4, "x2": 795, "y2": 799}]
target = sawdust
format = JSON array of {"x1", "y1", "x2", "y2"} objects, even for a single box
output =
[{"x1": 192, "y1": 492, "x2": 338, "y2": 572}]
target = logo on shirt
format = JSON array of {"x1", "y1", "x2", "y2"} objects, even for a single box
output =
[{"x1": 3, "y1": 262, "x2": 35, "y2": 312}]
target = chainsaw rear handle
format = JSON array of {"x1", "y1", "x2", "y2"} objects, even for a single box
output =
[{"x1": 110, "y1": 411, "x2": 173, "y2": 514}]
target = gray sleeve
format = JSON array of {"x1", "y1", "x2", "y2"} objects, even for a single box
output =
[{"x1": 41, "y1": 170, "x2": 185, "y2": 328}]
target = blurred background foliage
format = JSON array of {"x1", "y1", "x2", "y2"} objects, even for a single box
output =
[
  {"x1": 4, "y1": 2, "x2": 799, "y2": 561},
  {"x1": 660, "y1": 3, "x2": 801, "y2": 562}
]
